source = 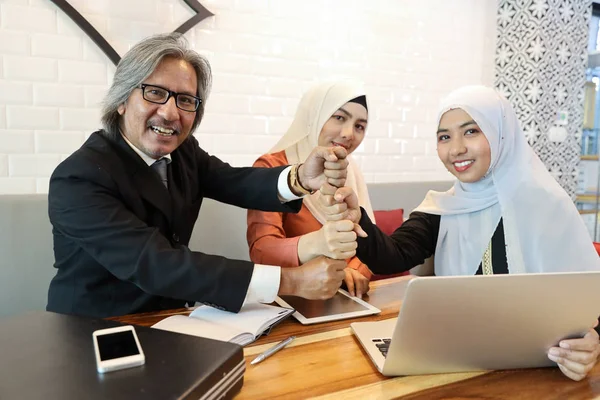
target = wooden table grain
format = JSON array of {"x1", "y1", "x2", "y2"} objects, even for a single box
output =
[{"x1": 111, "y1": 276, "x2": 600, "y2": 399}]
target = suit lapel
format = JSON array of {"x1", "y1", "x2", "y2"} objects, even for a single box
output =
[
  {"x1": 168, "y1": 150, "x2": 192, "y2": 207},
  {"x1": 111, "y1": 135, "x2": 173, "y2": 225}
]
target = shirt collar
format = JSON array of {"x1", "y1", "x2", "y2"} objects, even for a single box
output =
[{"x1": 121, "y1": 133, "x2": 172, "y2": 166}]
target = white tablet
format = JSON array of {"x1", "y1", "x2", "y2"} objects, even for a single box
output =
[{"x1": 275, "y1": 289, "x2": 381, "y2": 325}]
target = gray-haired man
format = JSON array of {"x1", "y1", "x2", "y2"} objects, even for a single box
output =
[{"x1": 47, "y1": 33, "x2": 349, "y2": 318}]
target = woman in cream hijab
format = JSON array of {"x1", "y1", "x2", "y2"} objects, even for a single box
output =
[
  {"x1": 247, "y1": 81, "x2": 375, "y2": 297},
  {"x1": 323, "y1": 85, "x2": 600, "y2": 381}
]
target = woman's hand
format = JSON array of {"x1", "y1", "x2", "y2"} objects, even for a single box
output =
[
  {"x1": 344, "y1": 267, "x2": 370, "y2": 298},
  {"x1": 297, "y1": 221, "x2": 357, "y2": 263},
  {"x1": 318, "y1": 183, "x2": 367, "y2": 237},
  {"x1": 548, "y1": 324, "x2": 600, "y2": 381},
  {"x1": 319, "y1": 221, "x2": 358, "y2": 260}
]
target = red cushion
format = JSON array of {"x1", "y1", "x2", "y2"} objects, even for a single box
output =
[
  {"x1": 594, "y1": 242, "x2": 600, "y2": 256},
  {"x1": 371, "y1": 209, "x2": 407, "y2": 280},
  {"x1": 373, "y1": 208, "x2": 404, "y2": 235}
]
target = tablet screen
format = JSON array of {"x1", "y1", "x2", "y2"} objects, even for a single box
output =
[{"x1": 279, "y1": 291, "x2": 370, "y2": 318}]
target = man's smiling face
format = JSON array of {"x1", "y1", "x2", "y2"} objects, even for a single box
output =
[{"x1": 117, "y1": 56, "x2": 198, "y2": 159}]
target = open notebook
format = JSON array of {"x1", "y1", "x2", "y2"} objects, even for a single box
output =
[{"x1": 152, "y1": 303, "x2": 294, "y2": 346}]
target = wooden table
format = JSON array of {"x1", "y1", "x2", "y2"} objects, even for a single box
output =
[{"x1": 112, "y1": 276, "x2": 600, "y2": 399}]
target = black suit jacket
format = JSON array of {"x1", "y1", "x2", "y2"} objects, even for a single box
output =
[{"x1": 47, "y1": 131, "x2": 301, "y2": 318}]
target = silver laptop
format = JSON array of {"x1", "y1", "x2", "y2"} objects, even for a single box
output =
[{"x1": 351, "y1": 272, "x2": 600, "y2": 376}]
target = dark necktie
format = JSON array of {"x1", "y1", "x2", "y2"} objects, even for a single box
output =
[{"x1": 152, "y1": 158, "x2": 168, "y2": 189}]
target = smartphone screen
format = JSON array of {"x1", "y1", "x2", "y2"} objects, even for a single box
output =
[{"x1": 96, "y1": 330, "x2": 140, "y2": 361}]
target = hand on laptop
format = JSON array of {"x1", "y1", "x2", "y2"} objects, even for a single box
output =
[{"x1": 547, "y1": 321, "x2": 600, "y2": 381}]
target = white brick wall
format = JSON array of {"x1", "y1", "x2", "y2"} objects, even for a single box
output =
[
  {"x1": 0, "y1": 30, "x2": 31, "y2": 55},
  {"x1": 1, "y1": 3, "x2": 57, "y2": 33},
  {"x1": 0, "y1": 154, "x2": 7, "y2": 177},
  {"x1": 9, "y1": 154, "x2": 62, "y2": 177},
  {"x1": 0, "y1": 129, "x2": 34, "y2": 153},
  {"x1": 4, "y1": 55, "x2": 57, "y2": 81},
  {"x1": 0, "y1": 81, "x2": 32, "y2": 105},
  {"x1": 7, "y1": 106, "x2": 59, "y2": 129},
  {"x1": 34, "y1": 130, "x2": 86, "y2": 153},
  {"x1": 0, "y1": 106, "x2": 6, "y2": 129},
  {"x1": 0, "y1": 0, "x2": 497, "y2": 194}
]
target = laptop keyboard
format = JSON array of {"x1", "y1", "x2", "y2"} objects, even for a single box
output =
[{"x1": 372, "y1": 338, "x2": 391, "y2": 358}]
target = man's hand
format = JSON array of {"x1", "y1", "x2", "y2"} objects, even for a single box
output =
[
  {"x1": 319, "y1": 183, "x2": 367, "y2": 237},
  {"x1": 548, "y1": 324, "x2": 600, "y2": 381},
  {"x1": 298, "y1": 146, "x2": 349, "y2": 191},
  {"x1": 278, "y1": 256, "x2": 346, "y2": 300},
  {"x1": 344, "y1": 267, "x2": 370, "y2": 298}
]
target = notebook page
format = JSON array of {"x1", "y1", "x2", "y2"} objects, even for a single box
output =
[
  {"x1": 189, "y1": 303, "x2": 292, "y2": 338},
  {"x1": 151, "y1": 315, "x2": 250, "y2": 344}
]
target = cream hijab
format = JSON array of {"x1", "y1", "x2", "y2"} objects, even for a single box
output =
[
  {"x1": 269, "y1": 81, "x2": 375, "y2": 224},
  {"x1": 414, "y1": 85, "x2": 600, "y2": 275}
]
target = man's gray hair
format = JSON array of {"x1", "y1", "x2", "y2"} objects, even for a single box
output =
[{"x1": 100, "y1": 33, "x2": 212, "y2": 139}]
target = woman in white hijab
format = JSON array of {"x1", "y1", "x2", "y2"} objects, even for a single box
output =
[
  {"x1": 247, "y1": 81, "x2": 375, "y2": 297},
  {"x1": 321, "y1": 85, "x2": 600, "y2": 381}
]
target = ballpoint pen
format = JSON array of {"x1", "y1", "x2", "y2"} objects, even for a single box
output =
[{"x1": 250, "y1": 336, "x2": 296, "y2": 365}]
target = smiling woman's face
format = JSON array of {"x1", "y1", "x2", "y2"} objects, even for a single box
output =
[
  {"x1": 317, "y1": 101, "x2": 368, "y2": 155},
  {"x1": 436, "y1": 108, "x2": 491, "y2": 183}
]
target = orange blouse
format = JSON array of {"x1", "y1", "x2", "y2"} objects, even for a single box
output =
[{"x1": 246, "y1": 150, "x2": 372, "y2": 280}]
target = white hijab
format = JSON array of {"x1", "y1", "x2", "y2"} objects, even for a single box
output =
[
  {"x1": 414, "y1": 85, "x2": 600, "y2": 275},
  {"x1": 270, "y1": 81, "x2": 375, "y2": 224}
]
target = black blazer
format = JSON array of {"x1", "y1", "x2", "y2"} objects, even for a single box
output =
[{"x1": 47, "y1": 131, "x2": 301, "y2": 318}]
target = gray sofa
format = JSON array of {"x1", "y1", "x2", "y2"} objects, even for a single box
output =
[{"x1": 0, "y1": 180, "x2": 452, "y2": 318}]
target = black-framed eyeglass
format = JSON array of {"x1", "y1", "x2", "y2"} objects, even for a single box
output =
[{"x1": 138, "y1": 84, "x2": 201, "y2": 112}]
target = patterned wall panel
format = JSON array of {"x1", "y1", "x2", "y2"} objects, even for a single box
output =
[{"x1": 495, "y1": 0, "x2": 591, "y2": 197}]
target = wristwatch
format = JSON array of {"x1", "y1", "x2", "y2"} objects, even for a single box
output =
[{"x1": 288, "y1": 163, "x2": 315, "y2": 196}]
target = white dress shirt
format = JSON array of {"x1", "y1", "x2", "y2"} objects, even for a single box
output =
[{"x1": 122, "y1": 135, "x2": 302, "y2": 305}]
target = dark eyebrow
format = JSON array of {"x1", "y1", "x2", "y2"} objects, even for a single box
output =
[
  {"x1": 337, "y1": 107, "x2": 368, "y2": 124},
  {"x1": 436, "y1": 120, "x2": 477, "y2": 134}
]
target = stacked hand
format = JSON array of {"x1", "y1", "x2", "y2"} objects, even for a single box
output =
[
  {"x1": 298, "y1": 221, "x2": 359, "y2": 262},
  {"x1": 279, "y1": 147, "x2": 350, "y2": 301},
  {"x1": 285, "y1": 145, "x2": 371, "y2": 298},
  {"x1": 295, "y1": 219, "x2": 368, "y2": 298},
  {"x1": 301, "y1": 158, "x2": 369, "y2": 296},
  {"x1": 279, "y1": 256, "x2": 346, "y2": 300},
  {"x1": 299, "y1": 146, "x2": 349, "y2": 191},
  {"x1": 319, "y1": 182, "x2": 365, "y2": 236}
]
